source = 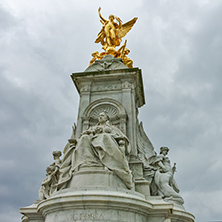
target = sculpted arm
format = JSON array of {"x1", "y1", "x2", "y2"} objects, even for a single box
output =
[
  {"x1": 157, "y1": 160, "x2": 167, "y2": 172},
  {"x1": 154, "y1": 155, "x2": 168, "y2": 172},
  {"x1": 98, "y1": 7, "x2": 106, "y2": 23},
  {"x1": 116, "y1": 16, "x2": 122, "y2": 28},
  {"x1": 81, "y1": 126, "x2": 97, "y2": 137}
]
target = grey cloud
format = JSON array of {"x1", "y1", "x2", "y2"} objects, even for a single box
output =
[
  {"x1": 0, "y1": 1, "x2": 222, "y2": 222},
  {"x1": 0, "y1": 5, "x2": 17, "y2": 32}
]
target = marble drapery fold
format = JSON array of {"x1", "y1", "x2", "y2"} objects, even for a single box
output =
[{"x1": 71, "y1": 122, "x2": 133, "y2": 189}]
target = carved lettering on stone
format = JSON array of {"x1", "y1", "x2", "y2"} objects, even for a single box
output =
[{"x1": 66, "y1": 213, "x2": 104, "y2": 221}]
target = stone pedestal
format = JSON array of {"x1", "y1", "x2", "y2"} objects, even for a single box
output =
[
  {"x1": 21, "y1": 188, "x2": 194, "y2": 222},
  {"x1": 20, "y1": 56, "x2": 195, "y2": 222},
  {"x1": 20, "y1": 156, "x2": 194, "y2": 222},
  {"x1": 68, "y1": 166, "x2": 128, "y2": 189},
  {"x1": 20, "y1": 200, "x2": 44, "y2": 222}
]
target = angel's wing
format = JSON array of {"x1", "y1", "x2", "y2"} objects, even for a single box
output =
[
  {"x1": 117, "y1": 17, "x2": 138, "y2": 39},
  {"x1": 95, "y1": 27, "x2": 105, "y2": 45},
  {"x1": 137, "y1": 121, "x2": 155, "y2": 162}
]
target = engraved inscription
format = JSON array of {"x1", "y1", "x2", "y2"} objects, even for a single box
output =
[{"x1": 66, "y1": 213, "x2": 104, "y2": 221}]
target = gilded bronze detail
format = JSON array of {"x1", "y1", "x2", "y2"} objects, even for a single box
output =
[{"x1": 89, "y1": 8, "x2": 137, "y2": 68}]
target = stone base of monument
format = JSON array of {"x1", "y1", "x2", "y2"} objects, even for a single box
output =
[
  {"x1": 38, "y1": 188, "x2": 150, "y2": 222},
  {"x1": 20, "y1": 167, "x2": 195, "y2": 222},
  {"x1": 68, "y1": 166, "x2": 128, "y2": 189},
  {"x1": 20, "y1": 188, "x2": 194, "y2": 222}
]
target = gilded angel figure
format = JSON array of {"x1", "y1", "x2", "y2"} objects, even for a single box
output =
[{"x1": 95, "y1": 7, "x2": 137, "y2": 50}]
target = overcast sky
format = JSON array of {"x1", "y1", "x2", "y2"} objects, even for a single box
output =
[{"x1": 0, "y1": 0, "x2": 222, "y2": 221}]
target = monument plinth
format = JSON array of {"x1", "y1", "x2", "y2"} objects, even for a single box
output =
[{"x1": 20, "y1": 8, "x2": 195, "y2": 222}]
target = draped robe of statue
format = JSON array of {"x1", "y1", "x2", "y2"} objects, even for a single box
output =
[
  {"x1": 148, "y1": 153, "x2": 184, "y2": 204},
  {"x1": 71, "y1": 122, "x2": 133, "y2": 189}
]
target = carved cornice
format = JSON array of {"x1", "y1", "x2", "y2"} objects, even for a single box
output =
[{"x1": 85, "y1": 55, "x2": 129, "y2": 72}]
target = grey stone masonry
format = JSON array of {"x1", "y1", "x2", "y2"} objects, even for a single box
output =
[{"x1": 71, "y1": 55, "x2": 145, "y2": 156}]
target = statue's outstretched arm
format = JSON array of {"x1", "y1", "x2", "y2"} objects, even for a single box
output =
[
  {"x1": 116, "y1": 17, "x2": 122, "y2": 28},
  {"x1": 98, "y1": 7, "x2": 106, "y2": 23}
]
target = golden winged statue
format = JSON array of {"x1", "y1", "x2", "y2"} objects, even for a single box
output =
[
  {"x1": 89, "y1": 8, "x2": 137, "y2": 68},
  {"x1": 95, "y1": 7, "x2": 137, "y2": 49}
]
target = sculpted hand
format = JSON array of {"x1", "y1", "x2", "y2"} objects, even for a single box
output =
[{"x1": 116, "y1": 17, "x2": 122, "y2": 23}]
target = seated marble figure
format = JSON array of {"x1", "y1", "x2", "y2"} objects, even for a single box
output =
[
  {"x1": 39, "y1": 111, "x2": 134, "y2": 199},
  {"x1": 147, "y1": 147, "x2": 184, "y2": 205},
  {"x1": 39, "y1": 151, "x2": 62, "y2": 200},
  {"x1": 70, "y1": 111, "x2": 133, "y2": 189}
]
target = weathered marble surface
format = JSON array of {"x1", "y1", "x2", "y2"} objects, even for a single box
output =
[
  {"x1": 38, "y1": 151, "x2": 62, "y2": 200},
  {"x1": 71, "y1": 57, "x2": 145, "y2": 156},
  {"x1": 20, "y1": 56, "x2": 195, "y2": 222},
  {"x1": 137, "y1": 122, "x2": 184, "y2": 206},
  {"x1": 37, "y1": 111, "x2": 134, "y2": 203},
  {"x1": 147, "y1": 147, "x2": 184, "y2": 205},
  {"x1": 21, "y1": 188, "x2": 194, "y2": 222},
  {"x1": 85, "y1": 55, "x2": 129, "y2": 72},
  {"x1": 71, "y1": 112, "x2": 133, "y2": 189}
]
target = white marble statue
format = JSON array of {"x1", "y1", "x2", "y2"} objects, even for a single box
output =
[
  {"x1": 147, "y1": 147, "x2": 184, "y2": 205},
  {"x1": 39, "y1": 112, "x2": 134, "y2": 198},
  {"x1": 71, "y1": 111, "x2": 133, "y2": 189},
  {"x1": 38, "y1": 151, "x2": 62, "y2": 200},
  {"x1": 137, "y1": 122, "x2": 184, "y2": 205}
]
